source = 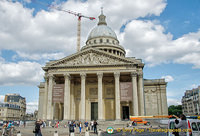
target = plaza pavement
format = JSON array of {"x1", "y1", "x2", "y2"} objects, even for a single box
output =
[{"x1": 0, "y1": 125, "x2": 168, "y2": 136}]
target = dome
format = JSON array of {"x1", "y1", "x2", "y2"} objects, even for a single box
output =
[
  {"x1": 82, "y1": 11, "x2": 126, "y2": 57},
  {"x1": 87, "y1": 25, "x2": 118, "y2": 40}
]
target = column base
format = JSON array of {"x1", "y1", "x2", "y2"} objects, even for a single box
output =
[{"x1": 97, "y1": 119, "x2": 105, "y2": 122}]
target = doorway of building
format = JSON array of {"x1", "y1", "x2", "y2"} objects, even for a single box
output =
[
  {"x1": 91, "y1": 102, "x2": 98, "y2": 120},
  {"x1": 122, "y1": 106, "x2": 129, "y2": 120}
]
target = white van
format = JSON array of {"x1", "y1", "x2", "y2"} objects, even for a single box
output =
[{"x1": 167, "y1": 118, "x2": 200, "y2": 136}]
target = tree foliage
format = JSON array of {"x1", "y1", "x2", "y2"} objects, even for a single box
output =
[{"x1": 168, "y1": 105, "x2": 182, "y2": 116}]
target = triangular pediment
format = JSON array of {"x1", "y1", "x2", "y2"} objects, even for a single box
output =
[{"x1": 45, "y1": 48, "x2": 143, "y2": 68}]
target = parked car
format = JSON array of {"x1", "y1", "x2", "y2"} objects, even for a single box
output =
[{"x1": 130, "y1": 117, "x2": 150, "y2": 125}]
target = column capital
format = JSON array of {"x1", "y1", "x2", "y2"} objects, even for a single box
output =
[
  {"x1": 64, "y1": 73, "x2": 71, "y2": 79},
  {"x1": 114, "y1": 72, "x2": 120, "y2": 78},
  {"x1": 48, "y1": 74, "x2": 54, "y2": 79},
  {"x1": 138, "y1": 72, "x2": 143, "y2": 77},
  {"x1": 97, "y1": 72, "x2": 103, "y2": 79},
  {"x1": 131, "y1": 72, "x2": 137, "y2": 77},
  {"x1": 80, "y1": 73, "x2": 86, "y2": 78},
  {"x1": 44, "y1": 75, "x2": 48, "y2": 81}
]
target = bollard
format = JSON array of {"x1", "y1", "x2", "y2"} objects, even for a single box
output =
[
  {"x1": 85, "y1": 131, "x2": 90, "y2": 136},
  {"x1": 17, "y1": 131, "x2": 21, "y2": 136},
  {"x1": 98, "y1": 130, "x2": 102, "y2": 136},
  {"x1": 132, "y1": 129, "x2": 136, "y2": 135},
  {"x1": 54, "y1": 131, "x2": 58, "y2": 136}
]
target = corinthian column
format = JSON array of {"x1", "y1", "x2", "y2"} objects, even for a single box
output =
[
  {"x1": 131, "y1": 72, "x2": 138, "y2": 116},
  {"x1": 114, "y1": 72, "x2": 121, "y2": 120},
  {"x1": 138, "y1": 72, "x2": 145, "y2": 116},
  {"x1": 64, "y1": 73, "x2": 71, "y2": 120},
  {"x1": 97, "y1": 72, "x2": 103, "y2": 120},
  {"x1": 47, "y1": 74, "x2": 53, "y2": 120},
  {"x1": 80, "y1": 73, "x2": 86, "y2": 120},
  {"x1": 43, "y1": 75, "x2": 48, "y2": 119},
  {"x1": 71, "y1": 80, "x2": 75, "y2": 120}
]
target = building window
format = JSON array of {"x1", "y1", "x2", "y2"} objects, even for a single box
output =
[
  {"x1": 107, "y1": 39, "x2": 109, "y2": 43},
  {"x1": 100, "y1": 39, "x2": 103, "y2": 43},
  {"x1": 94, "y1": 40, "x2": 96, "y2": 44},
  {"x1": 112, "y1": 40, "x2": 115, "y2": 44}
]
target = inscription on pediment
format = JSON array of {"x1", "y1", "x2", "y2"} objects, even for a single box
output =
[{"x1": 55, "y1": 52, "x2": 126, "y2": 66}]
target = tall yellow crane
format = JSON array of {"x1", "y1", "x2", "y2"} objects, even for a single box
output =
[
  {"x1": 56, "y1": 8, "x2": 95, "y2": 52},
  {"x1": 32, "y1": 0, "x2": 95, "y2": 52}
]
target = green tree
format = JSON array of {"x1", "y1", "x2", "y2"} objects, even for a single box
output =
[{"x1": 168, "y1": 105, "x2": 182, "y2": 116}]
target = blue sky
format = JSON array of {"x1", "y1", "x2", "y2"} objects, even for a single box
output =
[{"x1": 0, "y1": 0, "x2": 200, "y2": 113}]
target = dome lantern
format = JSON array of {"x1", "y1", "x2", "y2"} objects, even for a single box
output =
[{"x1": 98, "y1": 8, "x2": 107, "y2": 26}]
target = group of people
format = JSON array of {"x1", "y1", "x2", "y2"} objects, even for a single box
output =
[
  {"x1": 34, "y1": 119, "x2": 98, "y2": 135},
  {"x1": 1, "y1": 121, "x2": 15, "y2": 136},
  {"x1": 67, "y1": 120, "x2": 98, "y2": 134}
]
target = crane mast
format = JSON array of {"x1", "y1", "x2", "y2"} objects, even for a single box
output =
[{"x1": 77, "y1": 17, "x2": 81, "y2": 52}]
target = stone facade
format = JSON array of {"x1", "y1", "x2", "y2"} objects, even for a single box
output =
[
  {"x1": 4, "y1": 93, "x2": 26, "y2": 119},
  {"x1": 0, "y1": 103, "x2": 21, "y2": 121},
  {"x1": 144, "y1": 79, "x2": 168, "y2": 116},
  {"x1": 38, "y1": 12, "x2": 168, "y2": 121},
  {"x1": 182, "y1": 86, "x2": 200, "y2": 116}
]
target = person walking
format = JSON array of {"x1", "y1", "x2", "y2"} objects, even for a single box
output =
[
  {"x1": 93, "y1": 120, "x2": 98, "y2": 134},
  {"x1": 84, "y1": 121, "x2": 89, "y2": 131},
  {"x1": 91, "y1": 121, "x2": 94, "y2": 130},
  {"x1": 78, "y1": 121, "x2": 82, "y2": 134},
  {"x1": 34, "y1": 119, "x2": 43, "y2": 136},
  {"x1": 174, "y1": 114, "x2": 187, "y2": 136},
  {"x1": 1, "y1": 123, "x2": 7, "y2": 136},
  {"x1": 69, "y1": 123, "x2": 74, "y2": 136}
]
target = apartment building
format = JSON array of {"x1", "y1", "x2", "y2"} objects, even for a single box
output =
[
  {"x1": 0, "y1": 103, "x2": 21, "y2": 121},
  {"x1": 4, "y1": 94, "x2": 26, "y2": 119},
  {"x1": 182, "y1": 86, "x2": 200, "y2": 116}
]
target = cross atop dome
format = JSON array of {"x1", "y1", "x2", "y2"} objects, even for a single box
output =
[
  {"x1": 98, "y1": 7, "x2": 107, "y2": 26},
  {"x1": 101, "y1": 7, "x2": 103, "y2": 14}
]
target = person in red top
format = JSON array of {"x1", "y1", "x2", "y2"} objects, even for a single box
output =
[{"x1": 55, "y1": 121, "x2": 59, "y2": 128}]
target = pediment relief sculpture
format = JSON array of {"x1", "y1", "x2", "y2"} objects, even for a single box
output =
[{"x1": 51, "y1": 52, "x2": 130, "y2": 67}]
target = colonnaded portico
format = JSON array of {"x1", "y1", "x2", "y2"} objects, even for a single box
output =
[
  {"x1": 39, "y1": 69, "x2": 147, "y2": 121},
  {"x1": 38, "y1": 12, "x2": 168, "y2": 121}
]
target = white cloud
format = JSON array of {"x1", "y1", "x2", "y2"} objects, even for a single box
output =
[
  {"x1": 0, "y1": 95, "x2": 5, "y2": 103},
  {"x1": 0, "y1": 61, "x2": 44, "y2": 86},
  {"x1": 15, "y1": 51, "x2": 66, "y2": 61},
  {"x1": 0, "y1": 0, "x2": 166, "y2": 61},
  {"x1": 191, "y1": 84, "x2": 198, "y2": 89},
  {"x1": 161, "y1": 75, "x2": 174, "y2": 82},
  {"x1": 0, "y1": 56, "x2": 5, "y2": 62},
  {"x1": 121, "y1": 19, "x2": 200, "y2": 68},
  {"x1": 167, "y1": 98, "x2": 181, "y2": 106},
  {"x1": 1, "y1": 0, "x2": 200, "y2": 70},
  {"x1": 26, "y1": 101, "x2": 38, "y2": 114}
]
